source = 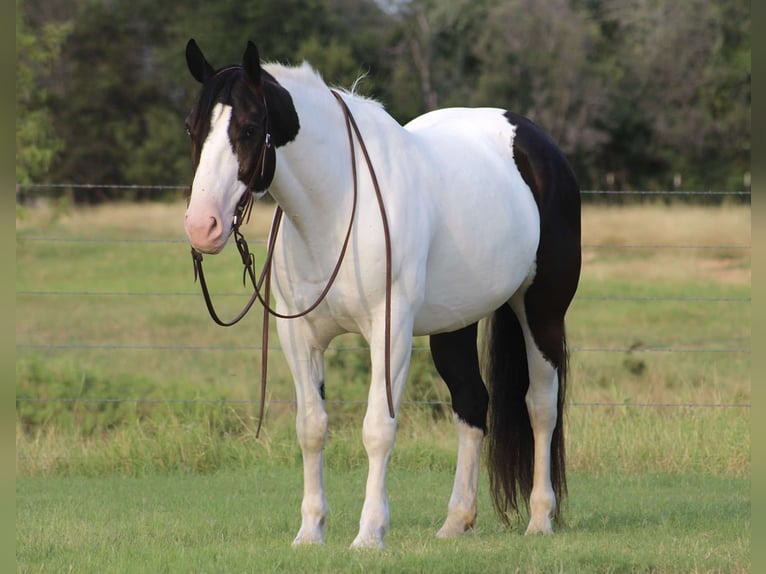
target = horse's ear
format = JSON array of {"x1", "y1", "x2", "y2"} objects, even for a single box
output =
[
  {"x1": 242, "y1": 41, "x2": 262, "y2": 88},
  {"x1": 186, "y1": 39, "x2": 214, "y2": 84}
]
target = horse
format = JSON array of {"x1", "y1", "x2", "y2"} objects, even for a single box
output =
[{"x1": 183, "y1": 39, "x2": 581, "y2": 549}]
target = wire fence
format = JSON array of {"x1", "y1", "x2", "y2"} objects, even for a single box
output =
[
  {"x1": 14, "y1": 396, "x2": 750, "y2": 409},
  {"x1": 15, "y1": 182, "x2": 753, "y2": 197},
  {"x1": 16, "y1": 187, "x2": 751, "y2": 411}
]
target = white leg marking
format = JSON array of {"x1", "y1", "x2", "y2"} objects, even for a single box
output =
[
  {"x1": 293, "y1": 399, "x2": 329, "y2": 546},
  {"x1": 351, "y1": 412, "x2": 395, "y2": 549},
  {"x1": 278, "y1": 321, "x2": 329, "y2": 546},
  {"x1": 351, "y1": 316, "x2": 413, "y2": 549},
  {"x1": 524, "y1": 340, "x2": 558, "y2": 535},
  {"x1": 511, "y1": 298, "x2": 558, "y2": 535},
  {"x1": 437, "y1": 414, "x2": 484, "y2": 538}
]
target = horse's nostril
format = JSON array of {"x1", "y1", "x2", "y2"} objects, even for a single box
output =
[{"x1": 185, "y1": 212, "x2": 223, "y2": 249}]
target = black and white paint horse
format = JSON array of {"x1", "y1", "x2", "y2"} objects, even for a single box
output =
[{"x1": 183, "y1": 39, "x2": 581, "y2": 548}]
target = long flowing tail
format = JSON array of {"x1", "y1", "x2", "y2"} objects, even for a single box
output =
[{"x1": 483, "y1": 303, "x2": 568, "y2": 525}]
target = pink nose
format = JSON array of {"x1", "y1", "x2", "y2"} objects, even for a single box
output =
[{"x1": 185, "y1": 212, "x2": 225, "y2": 253}]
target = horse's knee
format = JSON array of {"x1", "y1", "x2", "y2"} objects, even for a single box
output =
[
  {"x1": 362, "y1": 413, "x2": 396, "y2": 457},
  {"x1": 296, "y1": 409, "x2": 329, "y2": 451}
]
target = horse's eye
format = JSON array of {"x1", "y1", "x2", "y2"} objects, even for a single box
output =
[{"x1": 242, "y1": 125, "x2": 257, "y2": 140}]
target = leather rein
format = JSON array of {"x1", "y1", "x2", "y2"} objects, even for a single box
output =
[{"x1": 190, "y1": 90, "x2": 394, "y2": 436}]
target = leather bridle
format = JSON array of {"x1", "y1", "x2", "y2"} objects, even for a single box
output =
[{"x1": 190, "y1": 90, "x2": 394, "y2": 436}]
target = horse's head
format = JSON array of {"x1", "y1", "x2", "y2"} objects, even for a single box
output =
[{"x1": 184, "y1": 39, "x2": 299, "y2": 254}]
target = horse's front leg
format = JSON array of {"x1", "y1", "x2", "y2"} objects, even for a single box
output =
[
  {"x1": 278, "y1": 319, "x2": 329, "y2": 546},
  {"x1": 351, "y1": 310, "x2": 414, "y2": 549}
]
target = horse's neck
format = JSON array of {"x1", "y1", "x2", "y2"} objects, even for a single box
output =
[
  {"x1": 270, "y1": 75, "x2": 393, "y2": 236},
  {"x1": 270, "y1": 84, "x2": 352, "y2": 227}
]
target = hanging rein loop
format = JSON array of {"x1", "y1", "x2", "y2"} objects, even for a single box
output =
[{"x1": 190, "y1": 89, "x2": 394, "y2": 436}]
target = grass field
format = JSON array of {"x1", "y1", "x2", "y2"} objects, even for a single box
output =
[
  {"x1": 16, "y1": 200, "x2": 751, "y2": 572},
  {"x1": 17, "y1": 471, "x2": 749, "y2": 573}
]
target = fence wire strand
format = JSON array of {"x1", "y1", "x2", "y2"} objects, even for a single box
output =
[
  {"x1": 16, "y1": 236, "x2": 751, "y2": 251},
  {"x1": 16, "y1": 187, "x2": 751, "y2": 413},
  {"x1": 14, "y1": 396, "x2": 750, "y2": 409},
  {"x1": 16, "y1": 183, "x2": 751, "y2": 197},
  {"x1": 15, "y1": 290, "x2": 752, "y2": 303},
  {"x1": 15, "y1": 343, "x2": 751, "y2": 354}
]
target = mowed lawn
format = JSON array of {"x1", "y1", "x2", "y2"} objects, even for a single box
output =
[
  {"x1": 17, "y1": 469, "x2": 749, "y2": 573},
  {"x1": 16, "y1": 200, "x2": 751, "y2": 572}
]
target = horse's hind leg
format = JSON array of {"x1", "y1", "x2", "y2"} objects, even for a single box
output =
[
  {"x1": 430, "y1": 323, "x2": 489, "y2": 538},
  {"x1": 509, "y1": 292, "x2": 566, "y2": 535}
]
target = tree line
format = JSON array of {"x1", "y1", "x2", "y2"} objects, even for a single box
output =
[{"x1": 16, "y1": 0, "x2": 750, "y2": 200}]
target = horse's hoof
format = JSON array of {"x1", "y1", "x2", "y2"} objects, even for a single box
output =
[
  {"x1": 350, "y1": 534, "x2": 385, "y2": 550},
  {"x1": 292, "y1": 530, "x2": 325, "y2": 546},
  {"x1": 436, "y1": 517, "x2": 474, "y2": 538},
  {"x1": 524, "y1": 515, "x2": 554, "y2": 535}
]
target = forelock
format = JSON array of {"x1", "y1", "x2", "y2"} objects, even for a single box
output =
[{"x1": 192, "y1": 67, "x2": 242, "y2": 134}]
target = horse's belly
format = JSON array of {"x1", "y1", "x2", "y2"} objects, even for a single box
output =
[
  {"x1": 413, "y1": 259, "x2": 533, "y2": 335},
  {"x1": 412, "y1": 209, "x2": 539, "y2": 335}
]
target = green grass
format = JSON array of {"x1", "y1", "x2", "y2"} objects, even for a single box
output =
[
  {"x1": 15, "y1": 201, "x2": 751, "y2": 571},
  {"x1": 15, "y1": 403, "x2": 750, "y2": 479},
  {"x1": 17, "y1": 470, "x2": 749, "y2": 573}
]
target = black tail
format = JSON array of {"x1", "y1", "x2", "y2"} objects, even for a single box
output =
[
  {"x1": 483, "y1": 303, "x2": 568, "y2": 525},
  {"x1": 486, "y1": 110, "x2": 579, "y2": 527}
]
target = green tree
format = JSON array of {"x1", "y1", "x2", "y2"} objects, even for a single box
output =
[
  {"x1": 16, "y1": 0, "x2": 71, "y2": 184},
  {"x1": 587, "y1": 0, "x2": 750, "y2": 191},
  {"x1": 168, "y1": 0, "x2": 391, "y2": 91},
  {"x1": 46, "y1": 0, "x2": 187, "y2": 199},
  {"x1": 41, "y1": 0, "x2": 392, "y2": 199},
  {"x1": 471, "y1": 0, "x2": 609, "y2": 182},
  {"x1": 385, "y1": 0, "x2": 491, "y2": 121},
  {"x1": 25, "y1": 0, "x2": 749, "y2": 197},
  {"x1": 388, "y1": 0, "x2": 749, "y2": 193}
]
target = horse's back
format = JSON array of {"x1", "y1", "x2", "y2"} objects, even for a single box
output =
[{"x1": 402, "y1": 108, "x2": 543, "y2": 334}]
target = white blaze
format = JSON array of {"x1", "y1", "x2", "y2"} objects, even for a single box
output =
[{"x1": 185, "y1": 103, "x2": 247, "y2": 254}]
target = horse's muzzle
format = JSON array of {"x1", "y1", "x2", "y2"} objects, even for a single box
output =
[{"x1": 184, "y1": 211, "x2": 228, "y2": 254}]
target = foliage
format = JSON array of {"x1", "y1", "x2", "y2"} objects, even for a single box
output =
[
  {"x1": 16, "y1": 0, "x2": 749, "y2": 197},
  {"x1": 389, "y1": 0, "x2": 750, "y2": 192},
  {"x1": 15, "y1": 356, "x2": 256, "y2": 439},
  {"x1": 15, "y1": 0, "x2": 71, "y2": 185}
]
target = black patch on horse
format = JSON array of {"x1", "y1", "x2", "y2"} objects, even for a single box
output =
[
  {"x1": 185, "y1": 40, "x2": 300, "y2": 191},
  {"x1": 504, "y1": 110, "x2": 581, "y2": 335}
]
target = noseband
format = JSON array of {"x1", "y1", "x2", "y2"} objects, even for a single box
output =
[{"x1": 190, "y1": 90, "x2": 394, "y2": 436}]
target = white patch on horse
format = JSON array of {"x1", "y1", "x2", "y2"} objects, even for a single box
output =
[
  {"x1": 437, "y1": 415, "x2": 484, "y2": 537},
  {"x1": 185, "y1": 103, "x2": 247, "y2": 254}
]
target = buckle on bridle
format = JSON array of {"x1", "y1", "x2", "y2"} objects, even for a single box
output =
[{"x1": 260, "y1": 133, "x2": 272, "y2": 179}]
